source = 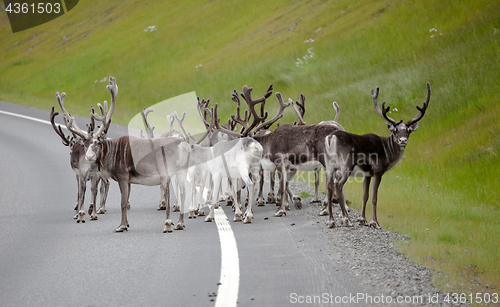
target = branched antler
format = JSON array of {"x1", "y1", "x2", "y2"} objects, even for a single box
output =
[
  {"x1": 291, "y1": 94, "x2": 306, "y2": 125},
  {"x1": 406, "y1": 82, "x2": 431, "y2": 126},
  {"x1": 50, "y1": 106, "x2": 72, "y2": 146},
  {"x1": 141, "y1": 107, "x2": 155, "y2": 138},
  {"x1": 372, "y1": 86, "x2": 402, "y2": 126},
  {"x1": 253, "y1": 92, "x2": 292, "y2": 132}
]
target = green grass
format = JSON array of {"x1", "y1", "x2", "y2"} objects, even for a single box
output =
[{"x1": 1, "y1": 0, "x2": 499, "y2": 295}]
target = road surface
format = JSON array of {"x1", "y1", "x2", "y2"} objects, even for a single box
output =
[{"x1": 0, "y1": 101, "x2": 364, "y2": 307}]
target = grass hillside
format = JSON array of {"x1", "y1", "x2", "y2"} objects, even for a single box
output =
[{"x1": 1, "y1": 0, "x2": 499, "y2": 295}]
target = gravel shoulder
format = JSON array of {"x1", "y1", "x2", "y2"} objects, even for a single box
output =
[{"x1": 288, "y1": 180, "x2": 468, "y2": 307}]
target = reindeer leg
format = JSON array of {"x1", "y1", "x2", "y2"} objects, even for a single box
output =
[
  {"x1": 358, "y1": 177, "x2": 371, "y2": 226},
  {"x1": 189, "y1": 180, "x2": 197, "y2": 219},
  {"x1": 175, "y1": 177, "x2": 186, "y2": 230},
  {"x1": 311, "y1": 169, "x2": 321, "y2": 203},
  {"x1": 115, "y1": 180, "x2": 129, "y2": 232},
  {"x1": 126, "y1": 183, "x2": 131, "y2": 211},
  {"x1": 267, "y1": 169, "x2": 276, "y2": 204},
  {"x1": 257, "y1": 166, "x2": 265, "y2": 206},
  {"x1": 274, "y1": 159, "x2": 287, "y2": 217},
  {"x1": 232, "y1": 178, "x2": 243, "y2": 222},
  {"x1": 89, "y1": 176, "x2": 98, "y2": 220},
  {"x1": 74, "y1": 174, "x2": 79, "y2": 211},
  {"x1": 76, "y1": 175, "x2": 86, "y2": 223},
  {"x1": 158, "y1": 186, "x2": 166, "y2": 210},
  {"x1": 97, "y1": 178, "x2": 109, "y2": 214},
  {"x1": 337, "y1": 171, "x2": 352, "y2": 227},
  {"x1": 369, "y1": 175, "x2": 382, "y2": 229},
  {"x1": 243, "y1": 179, "x2": 255, "y2": 224},
  {"x1": 205, "y1": 176, "x2": 220, "y2": 222},
  {"x1": 325, "y1": 170, "x2": 336, "y2": 228}
]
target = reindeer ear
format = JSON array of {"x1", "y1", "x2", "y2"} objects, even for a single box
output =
[
  {"x1": 386, "y1": 122, "x2": 396, "y2": 132},
  {"x1": 408, "y1": 122, "x2": 419, "y2": 132}
]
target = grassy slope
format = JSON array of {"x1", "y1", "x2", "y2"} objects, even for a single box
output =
[{"x1": 1, "y1": 0, "x2": 499, "y2": 293}]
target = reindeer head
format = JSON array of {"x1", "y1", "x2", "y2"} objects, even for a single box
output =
[{"x1": 372, "y1": 83, "x2": 430, "y2": 147}]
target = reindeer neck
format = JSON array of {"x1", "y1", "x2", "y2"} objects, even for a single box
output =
[{"x1": 381, "y1": 134, "x2": 405, "y2": 170}]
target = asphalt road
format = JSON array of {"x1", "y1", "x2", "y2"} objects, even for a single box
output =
[{"x1": 0, "y1": 101, "x2": 364, "y2": 307}]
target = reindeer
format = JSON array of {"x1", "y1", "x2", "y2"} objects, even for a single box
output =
[
  {"x1": 324, "y1": 83, "x2": 431, "y2": 229},
  {"x1": 51, "y1": 96, "x2": 110, "y2": 223},
  {"x1": 68, "y1": 77, "x2": 188, "y2": 233},
  {"x1": 227, "y1": 87, "x2": 346, "y2": 218},
  {"x1": 141, "y1": 107, "x2": 186, "y2": 212}
]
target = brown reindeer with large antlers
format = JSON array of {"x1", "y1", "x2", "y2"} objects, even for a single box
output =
[
  {"x1": 51, "y1": 95, "x2": 110, "y2": 222},
  {"x1": 79, "y1": 77, "x2": 191, "y2": 232},
  {"x1": 324, "y1": 83, "x2": 431, "y2": 229}
]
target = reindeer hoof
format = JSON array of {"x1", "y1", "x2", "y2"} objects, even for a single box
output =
[
  {"x1": 369, "y1": 221, "x2": 381, "y2": 229},
  {"x1": 188, "y1": 210, "x2": 196, "y2": 219},
  {"x1": 267, "y1": 193, "x2": 276, "y2": 204},
  {"x1": 197, "y1": 208, "x2": 205, "y2": 216},
  {"x1": 292, "y1": 197, "x2": 302, "y2": 210},
  {"x1": 342, "y1": 218, "x2": 353, "y2": 227},
  {"x1": 97, "y1": 206, "x2": 106, "y2": 214},
  {"x1": 274, "y1": 209, "x2": 286, "y2": 217},
  {"x1": 163, "y1": 220, "x2": 173, "y2": 233},
  {"x1": 256, "y1": 198, "x2": 265, "y2": 206},
  {"x1": 226, "y1": 196, "x2": 234, "y2": 206},
  {"x1": 88, "y1": 204, "x2": 94, "y2": 215},
  {"x1": 175, "y1": 222, "x2": 185, "y2": 230},
  {"x1": 327, "y1": 220, "x2": 336, "y2": 228},
  {"x1": 76, "y1": 210, "x2": 85, "y2": 223},
  {"x1": 73, "y1": 213, "x2": 78, "y2": 219},
  {"x1": 114, "y1": 225, "x2": 128, "y2": 232},
  {"x1": 285, "y1": 204, "x2": 291, "y2": 211},
  {"x1": 172, "y1": 205, "x2": 180, "y2": 212},
  {"x1": 157, "y1": 200, "x2": 166, "y2": 211},
  {"x1": 358, "y1": 217, "x2": 368, "y2": 226},
  {"x1": 90, "y1": 214, "x2": 98, "y2": 221},
  {"x1": 204, "y1": 216, "x2": 214, "y2": 222},
  {"x1": 310, "y1": 198, "x2": 321, "y2": 203},
  {"x1": 234, "y1": 213, "x2": 242, "y2": 222},
  {"x1": 319, "y1": 208, "x2": 328, "y2": 216},
  {"x1": 243, "y1": 214, "x2": 252, "y2": 224}
]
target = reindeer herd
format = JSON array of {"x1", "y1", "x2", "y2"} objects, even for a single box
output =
[{"x1": 50, "y1": 76, "x2": 431, "y2": 233}]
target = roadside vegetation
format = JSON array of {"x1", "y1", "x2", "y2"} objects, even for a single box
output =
[{"x1": 1, "y1": 0, "x2": 498, "y2": 294}]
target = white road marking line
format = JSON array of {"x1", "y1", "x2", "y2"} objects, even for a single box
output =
[
  {"x1": 214, "y1": 206, "x2": 240, "y2": 307},
  {"x1": 2, "y1": 108, "x2": 242, "y2": 305},
  {"x1": 0, "y1": 110, "x2": 53, "y2": 126}
]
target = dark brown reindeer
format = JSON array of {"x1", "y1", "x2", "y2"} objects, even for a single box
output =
[
  {"x1": 324, "y1": 83, "x2": 431, "y2": 229},
  {"x1": 227, "y1": 89, "x2": 345, "y2": 217},
  {"x1": 51, "y1": 97, "x2": 110, "y2": 223}
]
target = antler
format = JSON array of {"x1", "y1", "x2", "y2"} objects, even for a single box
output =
[
  {"x1": 239, "y1": 84, "x2": 273, "y2": 136},
  {"x1": 253, "y1": 92, "x2": 292, "y2": 132},
  {"x1": 406, "y1": 82, "x2": 431, "y2": 126},
  {"x1": 196, "y1": 97, "x2": 210, "y2": 128},
  {"x1": 194, "y1": 107, "x2": 216, "y2": 145},
  {"x1": 55, "y1": 91, "x2": 88, "y2": 139},
  {"x1": 50, "y1": 106, "x2": 72, "y2": 146},
  {"x1": 173, "y1": 111, "x2": 197, "y2": 143},
  {"x1": 332, "y1": 101, "x2": 340, "y2": 122},
  {"x1": 214, "y1": 103, "x2": 244, "y2": 138},
  {"x1": 291, "y1": 94, "x2": 306, "y2": 125},
  {"x1": 92, "y1": 76, "x2": 117, "y2": 137},
  {"x1": 230, "y1": 89, "x2": 250, "y2": 133},
  {"x1": 371, "y1": 86, "x2": 402, "y2": 126},
  {"x1": 141, "y1": 107, "x2": 155, "y2": 138}
]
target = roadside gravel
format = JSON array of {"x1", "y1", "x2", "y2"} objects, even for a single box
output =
[{"x1": 288, "y1": 180, "x2": 468, "y2": 307}]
